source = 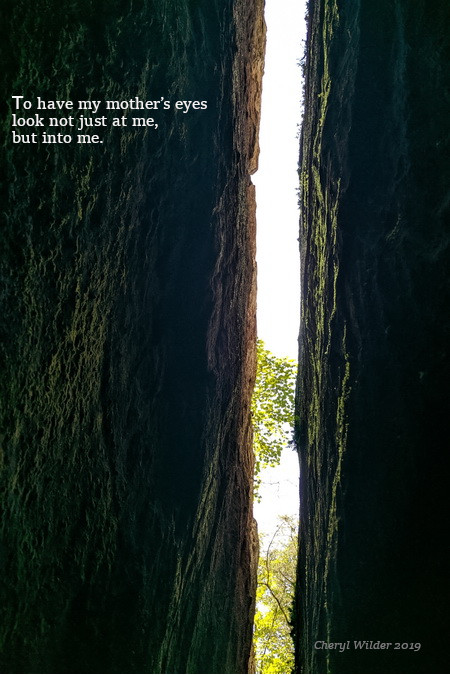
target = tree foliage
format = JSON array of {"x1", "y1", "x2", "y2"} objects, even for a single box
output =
[
  {"x1": 254, "y1": 516, "x2": 298, "y2": 674},
  {"x1": 251, "y1": 339, "x2": 297, "y2": 496}
]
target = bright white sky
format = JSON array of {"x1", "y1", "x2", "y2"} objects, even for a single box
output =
[{"x1": 252, "y1": 0, "x2": 306, "y2": 538}]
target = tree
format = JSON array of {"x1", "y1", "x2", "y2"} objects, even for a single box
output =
[
  {"x1": 254, "y1": 516, "x2": 298, "y2": 674},
  {"x1": 251, "y1": 340, "x2": 297, "y2": 498}
]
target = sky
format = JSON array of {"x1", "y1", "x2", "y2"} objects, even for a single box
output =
[
  {"x1": 252, "y1": 0, "x2": 306, "y2": 363},
  {"x1": 252, "y1": 0, "x2": 306, "y2": 538}
]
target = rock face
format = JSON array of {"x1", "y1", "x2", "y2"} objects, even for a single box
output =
[
  {"x1": 0, "y1": 1, "x2": 265, "y2": 672},
  {"x1": 295, "y1": 0, "x2": 449, "y2": 673}
]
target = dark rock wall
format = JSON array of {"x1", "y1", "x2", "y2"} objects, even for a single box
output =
[
  {"x1": 296, "y1": 0, "x2": 449, "y2": 673},
  {"x1": 0, "y1": 1, "x2": 265, "y2": 672}
]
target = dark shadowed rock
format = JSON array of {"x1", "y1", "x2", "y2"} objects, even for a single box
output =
[
  {"x1": 0, "y1": 1, "x2": 265, "y2": 672},
  {"x1": 295, "y1": 0, "x2": 449, "y2": 673}
]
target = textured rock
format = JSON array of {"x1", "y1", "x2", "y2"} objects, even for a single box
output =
[
  {"x1": 295, "y1": 0, "x2": 449, "y2": 673},
  {"x1": 0, "y1": 1, "x2": 264, "y2": 672}
]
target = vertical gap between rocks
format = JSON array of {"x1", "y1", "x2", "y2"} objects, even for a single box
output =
[{"x1": 251, "y1": 0, "x2": 306, "y2": 672}]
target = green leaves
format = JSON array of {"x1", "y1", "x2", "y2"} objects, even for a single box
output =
[
  {"x1": 251, "y1": 343, "x2": 298, "y2": 670},
  {"x1": 254, "y1": 516, "x2": 298, "y2": 674},
  {"x1": 252, "y1": 340, "x2": 297, "y2": 497}
]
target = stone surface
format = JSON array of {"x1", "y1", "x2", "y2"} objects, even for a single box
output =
[
  {"x1": 295, "y1": 0, "x2": 449, "y2": 673},
  {"x1": 0, "y1": 1, "x2": 265, "y2": 672}
]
